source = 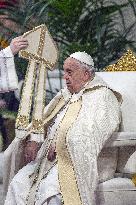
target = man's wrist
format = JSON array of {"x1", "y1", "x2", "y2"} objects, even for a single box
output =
[{"x1": 3, "y1": 46, "x2": 14, "y2": 57}]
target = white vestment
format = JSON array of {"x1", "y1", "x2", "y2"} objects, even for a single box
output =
[
  {"x1": 0, "y1": 46, "x2": 18, "y2": 93},
  {"x1": 4, "y1": 75, "x2": 121, "y2": 205}
]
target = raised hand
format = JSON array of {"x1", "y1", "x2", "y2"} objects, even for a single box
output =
[{"x1": 10, "y1": 36, "x2": 28, "y2": 55}]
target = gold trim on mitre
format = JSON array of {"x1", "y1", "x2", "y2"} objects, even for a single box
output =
[
  {"x1": 56, "y1": 100, "x2": 83, "y2": 205},
  {"x1": 16, "y1": 24, "x2": 59, "y2": 132},
  {"x1": 105, "y1": 50, "x2": 136, "y2": 71},
  {"x1": 19, "y1": 24, "x2": 59, "y2": 70}
]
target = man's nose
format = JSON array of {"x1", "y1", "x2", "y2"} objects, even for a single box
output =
[{"x1": 63, "y1": 73, "x2": 68, "y2": 80}]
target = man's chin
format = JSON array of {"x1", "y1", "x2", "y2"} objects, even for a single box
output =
[{"x1": 66, "y1": 85, "x2": 74, "y2": 93}]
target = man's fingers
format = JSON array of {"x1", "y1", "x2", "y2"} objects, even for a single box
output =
[
  {"x1": 13, "y1": 36, "x2": 26, "y2": 41},
  {"x1": 12, "y1": 38, "x2": 28, "y2": 45},
  {"x1": 15, "y1": 41, "x2": 28, "y2": 46},
  {"x1": 47, "y1": 149, "x2": 56, "y2": 162},
  {"x1": 24, "y1": 141, "x2": 39, "y2": 164},
  {"x1": 16, "y1": 39, "x2": 28, "y2": 43},
  {"x1": 18, "y1": 44, "x2": 28, "y2": 48},
  {"x1": 13, "y1": 42, "x2": 28, "y2": 51},
  {"x1": 10, "y1": 37, "x2": 28, "y2": 54},
  {"x1": 25, "y1": 152, "x2": 36, "y2": 163}
]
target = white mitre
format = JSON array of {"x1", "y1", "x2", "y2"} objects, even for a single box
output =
[{"x1": 70, "y1": 51, "x2": 94, "y2": 67}]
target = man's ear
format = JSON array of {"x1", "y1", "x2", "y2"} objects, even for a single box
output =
[{"x1": 84, "y1": 70, "x2": 91, "y2": 80}]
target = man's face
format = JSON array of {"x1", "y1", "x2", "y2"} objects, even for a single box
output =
[{"x1": 63, "y1": 57, "x2": 90, "y2": 93}]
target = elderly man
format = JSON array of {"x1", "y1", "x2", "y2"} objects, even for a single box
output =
[
  {"x1": 0, "y1": 36, "x2": 28, "y2": 93},
  {"x1": 4, "y1": 52, "x2": 121, "y2": 205}
]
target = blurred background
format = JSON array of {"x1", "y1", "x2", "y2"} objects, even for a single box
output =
[{"x1": 0, "y1": 0, "x2": 136, "y2": 149}]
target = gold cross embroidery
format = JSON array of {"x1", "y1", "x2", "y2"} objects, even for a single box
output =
[{"x1": 16, "y1": 24, "x2": 58, "y2": 134}]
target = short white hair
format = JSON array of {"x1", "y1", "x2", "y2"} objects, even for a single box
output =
[
  {"x1": 76, "y1": 60, "x2": 95, "y2": 76},
  {"x1": 70, "y1": 51, "x2": 94, "y2": 67}
]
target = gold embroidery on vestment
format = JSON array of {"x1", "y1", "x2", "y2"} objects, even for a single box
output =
[{"x1": 56, "y1": 100, "x2": 83, "y2": 205}]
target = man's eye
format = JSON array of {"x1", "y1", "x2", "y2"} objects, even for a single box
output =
[{"x1": 68, "y1": 71, "x2": 72, "y2": 75}]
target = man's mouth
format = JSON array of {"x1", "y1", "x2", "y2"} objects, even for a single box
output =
[{"x1": 66, "y1": 82, "x2": 71, "y2": 85}]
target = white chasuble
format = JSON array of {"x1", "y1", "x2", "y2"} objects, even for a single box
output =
[
  {"x1": 5, "y1": 75, "x2": 122, "y2": 205},
  {"x1": 0, "y1": 46, "x2": 18, "y2": 93},
  {"x1": 56, "y1": 78, "x2": 121, "y2": 205},
  {"x1": 3, "y1": 24, "x2": 58, "y2": 195}
]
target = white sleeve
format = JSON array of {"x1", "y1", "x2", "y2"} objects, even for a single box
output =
[{"x1": 0, "y1": 46, "x2": 18, "y2": 93}]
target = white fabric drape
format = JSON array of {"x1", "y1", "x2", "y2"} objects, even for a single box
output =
[
  {"x1": 0, "y1": 46, "x2": 18, "y2": 93},
  {"x1": 4, "y1": 76, "x2": 121, "y2": 205}
]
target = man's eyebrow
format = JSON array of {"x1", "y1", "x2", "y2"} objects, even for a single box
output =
[{"x1": 65, "y1": 68, "x2": 73, "y2": 72}]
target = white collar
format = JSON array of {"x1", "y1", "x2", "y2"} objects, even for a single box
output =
[
  {"x1": 61, "y1": 82, "x2": 89, "y2": 103},
  {"x1": 61, "y1": 74, "x2": 122, "y2": 104}
]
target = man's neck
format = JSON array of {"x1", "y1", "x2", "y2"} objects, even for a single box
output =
[{"x1": 73, "y1": 79, "x2": 91, "y2": 94}]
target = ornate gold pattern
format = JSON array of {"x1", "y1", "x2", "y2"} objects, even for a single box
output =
[
  {"x1": 31, "y1": 119, "x2": 44, "y2": 133},
  {"x1": 43, "y1": 97, "x2": 65, "y2": 125},
  {"x1": 19, "y1": 24, "x2": 59, "y2": 70},
  {"x1": 19, "y1": 50, "x2": 55, "y2": 70},
  {"x1": 22, "y1": 24, "x2": 44, "y2": 37},
  {"x1": 37, "y1": 26, "x2": 46, "y2": 56},
  {"x1": 26, "y1": 99, "x2": 83, "y2": 204},
  {"x1": 15, "y1": 115, "x2": 29, "y2": 129},
  {"x1": 56, "y1": 100, "x2": 83, "y2": 205},
  {"x1": 31, "y1": 64, "x2": 46, "y2": 133},
  {"x1": 25, "y1": 98, "x2": 64, "y2": 203},
  {"x1": 105, "y1": 50, "x2": 136, "y2": 71},
  {"x1": 16, "y1": 24, "x2": 58, "y2": 133},
  {"x1": 16, "y1": 61, "x2": 37, "y2": 129}
]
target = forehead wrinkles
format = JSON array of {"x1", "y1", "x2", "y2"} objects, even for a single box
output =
[{"x1": 63, "y1": 57, "x2": 81, "y2": 70}]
